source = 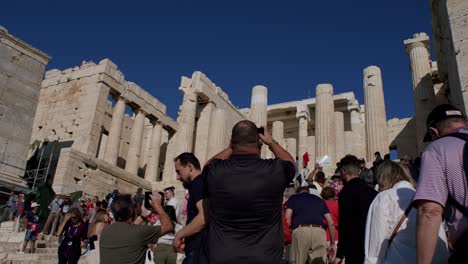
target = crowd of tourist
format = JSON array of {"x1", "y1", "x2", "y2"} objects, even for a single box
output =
[{"x1": 1, "y1": 103, "x2": 467, "y2": 264}]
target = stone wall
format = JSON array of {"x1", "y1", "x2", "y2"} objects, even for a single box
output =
[
  {"x1": 387, "y1": 118, "x2": 418, "y2": 159},
  {"x1": 0, "y1": 27, "x2": 50, "y2": 190},
  {"x1": 431, "y1": 0, "x2": 468, "y2": 113}
]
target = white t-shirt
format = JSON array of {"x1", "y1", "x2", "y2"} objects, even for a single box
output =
[
  {"x1": 154, "y1": 220, "x2": 183, "y2": 245},
  {"x1": 166, "y1": 198, "x2": 180, "y2": 219}
]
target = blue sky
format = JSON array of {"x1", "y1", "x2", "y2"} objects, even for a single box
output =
[{"x1": 3, "y1": 0, "x2": 433, "y2": 120}]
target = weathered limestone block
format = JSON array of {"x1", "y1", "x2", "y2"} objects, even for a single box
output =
[{"x1": 0, "y1": 26, "x2": 50, "y2": 190}]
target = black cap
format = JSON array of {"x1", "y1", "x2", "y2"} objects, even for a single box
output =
[{"x1": 424, "y1": 104, "x2": 465, "y2": 142}]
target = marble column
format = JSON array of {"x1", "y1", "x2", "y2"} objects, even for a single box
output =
[
  {"x1": 208, "y1": 108, "x2": 228, "y2": 158},
  {"x1": 125, "y1": 110, "x2": 146, "y2": 175},
  {"x1": 249, "y1": 85, "x2": 268, "y2": 158},
  {"x1": 285, "y1": 138, "x2": 297, "y2": 160},
  {"x1": 145, "y1": 122, "x2": 163, "y2": 182},
  {"x1": 177, "y1": 92, "x2": 198, "y2": 154},
  {"x1": 334, "y1": 111, "x2": 345, "y2": 162},
  {"x1": 103, "y1": 97, "x2": 126, "y2": 165},
  {"x1": 404, "y1": 33, "x2": 436, "y2": 153},
  {"x1": 139, "y1": 118, "x2": 153, "y2": 169},
  {"x1": 194, "y1": 102, "x2": 214, "y2": 165},
  {"x1": 272, "y1": 121, "x2": 285, "y2": 148},
  {"x1": 296, "y1": 104, "x2": 310, "y2": 168},
  {"x1": 297, "y1": 114, "x2": 310, "y2": 169},
  {"x1": 364, "y1": 66, "x2": 389, "y2": 161},
  {"x1": 315, "y1": 84, "x2": 336, "y2": 166}
]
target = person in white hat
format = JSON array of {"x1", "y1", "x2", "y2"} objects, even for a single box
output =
[{"x1": 21, "y1": 202, "x2": 40, "y2": 253}]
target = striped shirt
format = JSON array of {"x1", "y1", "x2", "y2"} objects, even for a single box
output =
[{"x1": 414, "y1": 126, "x2": 468, "y2": 244}]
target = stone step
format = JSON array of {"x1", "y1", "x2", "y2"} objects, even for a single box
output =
[
  {"x1": 34, "y1": 247, "x2": 57, "y2": 254},
  {"x1": 0, "y1": 230, "x2": 26, "y2": 243},
  {"x1": 0, "y1": 221, "x2": 16, "y2": 232},
  {"x1": 0, "y1": 253, "x2": 89, "y2": 264}
]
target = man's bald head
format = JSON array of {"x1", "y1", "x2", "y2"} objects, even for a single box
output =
[{"x1": 231, "y1": 120, "x2": 259, "y2": 148}]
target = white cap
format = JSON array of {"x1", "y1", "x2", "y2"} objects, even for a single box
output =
[{"x1": 31, "y1": 202, "x2": 40, "y2": 208}]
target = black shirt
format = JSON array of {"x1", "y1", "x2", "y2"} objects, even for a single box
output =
[
  {"x1": 185, "y1": 173, "x2": 205, "y2": 253},
  {"x1": 285, "y1": 192, "x2": 329, "y2": 229},
  {"x1": 204, "y1": 154, "x2": 295, "y2": 264},
  {"x1": 336, "y1": 177, "x2": 377, "y2": 264}
]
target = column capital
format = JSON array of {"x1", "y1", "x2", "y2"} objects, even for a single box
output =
[
  {"x1": 134, "y1": 108, "x2": 148, "y2": 117},
  {"x1": 404, "y1": 32, "x2": 430, "y2": 53},
  {"x1": 182, "y1": 91, "x2": 198, "y2": 102},
  {"x1": 296, "y1": 104, "x2": 311, "y2": 121}
]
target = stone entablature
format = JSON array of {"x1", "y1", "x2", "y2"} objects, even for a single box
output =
[{"x1": 42, "y1": 60, "x2": 176, "y2": 131}]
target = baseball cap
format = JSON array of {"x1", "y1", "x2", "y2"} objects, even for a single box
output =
[
  {"x1": 424, "y1": 104, "x2": 465, "y2": 142},
  {"x1": 31, "y1": 202, "x2": 40, "y2": 208}
]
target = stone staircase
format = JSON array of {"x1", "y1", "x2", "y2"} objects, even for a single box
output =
[{"x1": 0, "y1": 221, "x2": 87, "y2": 264}]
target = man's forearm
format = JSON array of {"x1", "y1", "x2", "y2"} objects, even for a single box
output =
[
  {"x1": 269, "y1": 142, "x2": 294, "y2": 165},
  {"x1": 177, "y1": 212, "x2": 205, "y2": 239},
  {"x1": 206, "y1": 147, "x2": 232, "y2": 164},
  {"x1": 416, "y1": 202, "x2": 443, "y2": 264},
  {"x1": 154, "y1": 204, "x2": 173, "y2": 235}
]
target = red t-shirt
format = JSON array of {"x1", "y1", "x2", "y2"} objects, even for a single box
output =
[{"x1": 324, "y1": 200, "x2": 339, "y2": 241}]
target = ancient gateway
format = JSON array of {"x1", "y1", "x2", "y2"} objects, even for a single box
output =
[{"x1": 1, "y1": 0, "x2": 467, "y2": 199}]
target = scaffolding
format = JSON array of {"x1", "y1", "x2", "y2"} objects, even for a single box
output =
[{"x1": 23, "y1": 140, "x2": 58, "y2": 192}]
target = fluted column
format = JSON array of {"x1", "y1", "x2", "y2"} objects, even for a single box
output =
[
  {"x1": 125, "y1": 110, "x2": 146, "y2": 175},
  {"x1": 285, "y1": 138, "x2": 297, "y2": 160},
  {"x1": 297, "y1": 104, "x2": 310, "y2": 168},
  {"x1": 315, "y1": 84, "x2": 336, "y2": 166},
  {"x1": 249, "y1": 85, "x2": 268, "y2": 158},
  {"x1": 139, "y1": 118, "x2": 153, "y2": 169},
  {"x1": 364, "y1": 66, "x2": 389, "y2": 161},
  {"x1": 177, "y1": 92, "x2": 198, "y2": 154},
  {"x1": 194, "y1": 102, "x2": 214, "y2": 165},
  {"x1": 272, "y1": 121, "x2": 285, "y2": 148},
  {"x1": 404, "y1": 33, "x2": 436, "y2": 152},
  {"x1": 334, "y1": 111, "x2": 345, "y2": 162},
  {"x1": 103, "y1": 97, "x2": 126, "y2": 165},
  {"x1": 208, "y1": 108, "x2": 228, "y2": 158},
  {"x1": 145, "y1": 122, "x2": 163, "y2": 182}
]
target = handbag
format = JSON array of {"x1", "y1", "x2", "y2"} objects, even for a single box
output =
[{"x1": 145, "y1": 248, "x2": 155, "y2": 264}]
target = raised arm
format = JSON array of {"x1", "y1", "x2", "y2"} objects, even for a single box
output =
[
  {"x1": 151, "y1": 193, "x2": 173, "y2": 235},
  {"x1": 259, "y1": 127, "x2": 295, "y2": 166}
]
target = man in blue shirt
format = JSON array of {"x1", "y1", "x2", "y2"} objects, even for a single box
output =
[
  {"x1": 1, "y1": 191, "x2": 17, "y2": 221},
  {"x1": 285, "y1": 187, "x2": 336, "y2": 264}
]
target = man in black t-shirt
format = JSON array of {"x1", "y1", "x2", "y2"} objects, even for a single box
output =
[
  {"x1": 203, "y1": 120, "x2": 296, "y2": 264},
  {"x1": 172, "y1": 153, "x2": 206, "y2": 264}
]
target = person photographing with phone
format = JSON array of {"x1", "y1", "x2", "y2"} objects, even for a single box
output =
[
  {"x1": 99, "y1": 192, "x2": 173, "y2": 264},
  {"x1": 201, "y1": 120, "x2": 296, "y2": 263}
]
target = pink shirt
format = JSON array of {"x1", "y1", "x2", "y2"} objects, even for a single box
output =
[{"x1": 414, "y1": 126, "x2": 468, "y2": 244}]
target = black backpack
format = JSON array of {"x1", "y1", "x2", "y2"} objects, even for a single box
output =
[{"x1": 440, "y1": 131, "x2": 468, "y2": 263}]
